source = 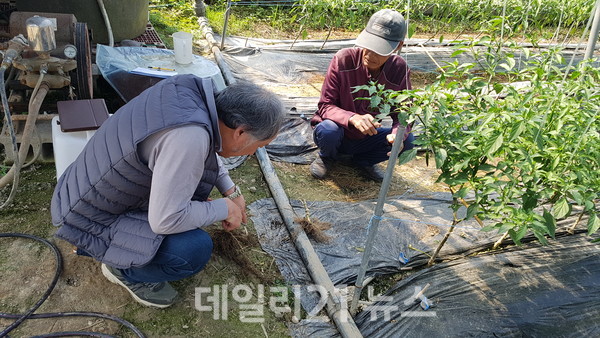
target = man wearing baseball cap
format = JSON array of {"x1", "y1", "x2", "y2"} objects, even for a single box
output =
[{"x1": 310, "y1": 9, "x2": 414, "y2": 182}]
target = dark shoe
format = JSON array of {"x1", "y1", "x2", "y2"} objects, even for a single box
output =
[
  {"x1": 310, "y1": 156, "x2": 333, "y2": 179},
  {"x1": 360, "y1": 165, "x2": 385, "y2": 182},
  {"x1": 101, "y1": 263, "x2": 177, "y2": 308}
]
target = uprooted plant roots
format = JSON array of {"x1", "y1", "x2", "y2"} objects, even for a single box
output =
[
  {"x1": 210, "y1": 229, "x2": 273, "y2": 284},
  {"x1": 295, "y1": 217, "x2": 332, "y2": 243}
]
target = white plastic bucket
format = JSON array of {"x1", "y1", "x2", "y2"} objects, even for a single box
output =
[
  {"x1": 51, "y1": 116, "x2": 96, "y2": 179},
  {"x1": 172, "y1": 31, "x2": 193, "y2": 64}
]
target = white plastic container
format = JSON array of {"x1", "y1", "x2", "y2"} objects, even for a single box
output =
[
  {"x1": 51, "y1": 116, "x2": 96, "y2": 180},
  {"x1": 172, "y1": 31, "x2": 193, "y2": 64}
]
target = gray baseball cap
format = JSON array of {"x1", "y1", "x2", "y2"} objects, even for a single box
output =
[{"x1": 355, "y1": 9, "x2": 407, "y2": 56}]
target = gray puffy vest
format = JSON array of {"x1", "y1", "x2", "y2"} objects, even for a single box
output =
[{"x1": 51, "y1": 75, "x2": 221, "y2": 268}]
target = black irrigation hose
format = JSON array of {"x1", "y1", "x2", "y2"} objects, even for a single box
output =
[
  {"x1": 0, "y1": 233, "x2": 145, "y2": 338},
  {"x1": 0, "y1": 233, "x2": 61, "y2": 337}
]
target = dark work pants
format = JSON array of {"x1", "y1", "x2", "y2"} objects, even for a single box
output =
[
  {"x1": 119, "y1": 228, "x2": 213, "y2": 283},
  {"x1": 313, "y1": 119, "x2": 415, "y2": 167}
]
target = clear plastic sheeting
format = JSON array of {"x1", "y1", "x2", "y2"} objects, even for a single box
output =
[
  {"x1": 95, "y1": 45, "x2": 226, "y2": 102},
  {"x1": 218, "y1": 35, "x2": 356, "y2": 52},
  {"x1": 219, "y1": 35, "x2": 599, "y2": 75},
  {"x1": 221, "y1": 45, "x2": 334, "y2": 83},
  {"x1": 95, "y1": 45, "x2": 247, "y2": 168},
  {"x1": 217, "y1": 36, "x2": 477, "y2": 87},
  {"x1": 354, "y1": 232, "x2": 600, "y2": 337}
]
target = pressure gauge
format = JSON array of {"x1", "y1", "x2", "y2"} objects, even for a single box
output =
[{"x1": 63, "y1": 44, "x2": 77, "y2": 59}]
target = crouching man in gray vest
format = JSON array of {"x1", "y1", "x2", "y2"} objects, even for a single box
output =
[{"x1": 51, "y1": 75, "x2": 284, "y2": 308}]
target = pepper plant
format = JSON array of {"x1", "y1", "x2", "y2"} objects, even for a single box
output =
[{"x1": 356, "y1": 38, "x2": 599, "y2": 246}]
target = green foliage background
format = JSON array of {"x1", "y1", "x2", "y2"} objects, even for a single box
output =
[
  {"x1": 359, "y1": 38, "x2": 599, "y2": 245},
  {"x1": 149, "y1": 0, "x2": 595, "y2": 42}
]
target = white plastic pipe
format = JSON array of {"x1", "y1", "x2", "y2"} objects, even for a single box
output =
[{"x1": 584, "y1": 0, "x2": 600, "y2": 60}]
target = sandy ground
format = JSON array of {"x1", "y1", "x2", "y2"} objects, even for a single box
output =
[{"x1": 0, "y1": 237, "x2": 126, "y2": 335}]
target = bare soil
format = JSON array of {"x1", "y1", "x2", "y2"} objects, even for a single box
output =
[{"x1": 0, "y1": 149, "x2": 444, "y2": 336}]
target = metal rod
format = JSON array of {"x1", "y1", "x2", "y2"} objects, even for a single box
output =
[
  {"x1": 349, "y1": 126, "x2": 406, "y2": 315},
  {"x1": 221, "y1": 0, "x2": 232, "y2": 50},
  {"x1": 584, "y1": 0, "x2": 600, "y2": 60}
]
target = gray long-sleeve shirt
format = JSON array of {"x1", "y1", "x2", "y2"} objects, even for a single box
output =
[{"x1": 138, "y1": 124, "x2": 234, "y2": 234}]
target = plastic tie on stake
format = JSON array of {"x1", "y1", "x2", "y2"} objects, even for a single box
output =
[
  {"x1": 419, "y1": 296, "x2": 432, "y2": 310},
  {"x1": 398, "y1": 252, "x2": 409, "y2": 264},
  {"x1": 366, "y1": 215, "x2": 383, "y2": 233},
  {"x1": 414, "y1": 282, "x2": 432, "y2": 311}
]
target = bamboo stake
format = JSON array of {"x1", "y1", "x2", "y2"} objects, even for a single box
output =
[
  {"x1": 290, "y1": 23, "x2": 305, "y2": 50},
  {"x1": 427, "y1": 214, "x2": 458, "y2": 266},
  {"x1": 256, "y1": 148, "x2": 363, "y2": 338},
  {"x1": 568, "y1": 212, "x2": 584, "y2": 234},
  {"x1": 492, "y1": 231, "x2": 509, "y2": 250},
  {"x1": 321, "y1": 25, "x2": 333, "y2": 50}
]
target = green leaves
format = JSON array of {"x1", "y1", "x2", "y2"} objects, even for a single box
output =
[
  {"x1": 466, "y1": 203, "x2": 480, "y2": 220},
  {"x1": 588, "y1": 214, "x2": 600, "y2": 236},
  {"x1": 543, "y1": 209, "x2": 556, "y2": 239},
  {"x1": 508, "y1": 121, "x2": 525, "y2": 142},
  {"x1": 522, "y1": 191, "x2": 538, "y2": 211},
  {"x1": 434, "y1": 148, "x2": 447, "y2": 168},
  {"x1": 499, "y1": 57, "x2": 516, "y2": 71},
  {"x1": 369, "y1": 95, "x2": 382, "y2": 109},
  {"x1": 398, "y1": 148, "x2": 417, "y2": 166},
  {"x1": 451, "y1": 49, "x2": 466, "y2": 58},
  {"x1": 552, "y1": 198, "x2": 571, "y2": 219},
  {"x1": 508, "y1": 225, "x2": 529, "y2": 245},
  {"x1": 485, "y1": 134, "x2": 504, "y2": 157},
  {"x1": 358, "y1": 39, "x2": 599, "y2": 247},
  {"x1": 407, "y1": 24, "x2": 416, "y2": 39},
  {"x1": 205, "y1": 0, "x2": 597, "y2": 43}
]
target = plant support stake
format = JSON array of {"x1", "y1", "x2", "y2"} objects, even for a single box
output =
[
  {"x1": 584, "y1": 0, "x2": 600, "y2": 60},
  {"x1": 221, "y1": 0, "x2": 232, "y2": 50},
  {"x1": 350, "y1": 126, "x2": 406, "y2": 315}
]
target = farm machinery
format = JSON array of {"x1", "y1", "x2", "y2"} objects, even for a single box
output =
[{"x1": 0, "y1": 0, "x2": 155, "y2": 202}]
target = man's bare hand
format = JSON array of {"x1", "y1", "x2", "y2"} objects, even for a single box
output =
[
  {"x1": 222, "y1": 198, "x2": 244, "y2": 231},
  {"x1": 230, "y1": 194, "x2": 247, "y2": 224},
  {"x1": 349, "y1": 114, "x2": 381, "y2": 136}
]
